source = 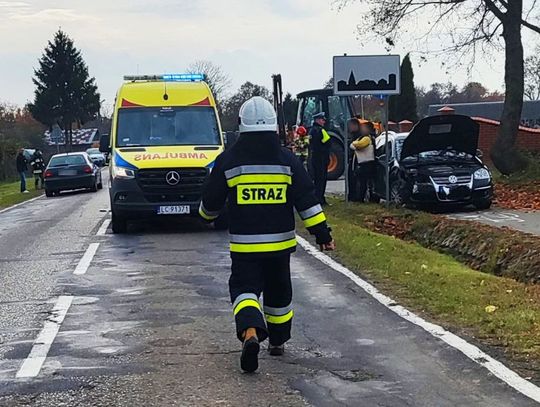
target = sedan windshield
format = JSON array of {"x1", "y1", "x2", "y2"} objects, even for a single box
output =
[{"x1": 116, "y1": 107, "x2": 220, "y2": 147}]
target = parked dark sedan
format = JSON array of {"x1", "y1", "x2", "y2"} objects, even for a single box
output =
[
  {"x1": 372, "y1": 115, "x2": 493, "y2": 209},
  {"x1": 44, "y1": 153, "x2": 103, "y2": 197}
]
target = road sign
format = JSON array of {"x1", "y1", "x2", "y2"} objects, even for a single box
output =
[
  {"x1": 50, "y1": 125, "x2": 63, "y2": 143},
  {"x1": 333, "y1": 55, "x2": 401, "y2": 96}
]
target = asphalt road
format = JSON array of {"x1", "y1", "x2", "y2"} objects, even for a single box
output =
[
  {"x1": 0, "y1": 172, "x2": 538, "y2": 406},
  {"x1": 327, "y1": 179, "x2": 540, "y2": 237}
]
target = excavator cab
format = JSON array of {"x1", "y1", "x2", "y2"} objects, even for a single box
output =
[{"x1": 296, "y1": 89, "x2": 353, "y2": 179}]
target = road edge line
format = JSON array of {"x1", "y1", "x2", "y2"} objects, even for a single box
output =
[
  {"x1": 96, "y1": 219, "x2": 111, "y2": 236},
  {"x1": 0, "y1": 194, "x2": 45, "y2": 215},
  {"x1": 15, "y1": 295, "x2": 74, "y2": 378},
  {"x1": 296, "y1": 234, "x2": 540, "y2": 403},
  {"x1": 73, "y1": 243, "x2": 100, "y2": 275}
]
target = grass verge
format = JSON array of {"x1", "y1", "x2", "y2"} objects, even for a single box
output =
[
  {"x1": 299, "y1": 200, "x2": 540, "y2": 379},
  {"x1": 0, "y1": 180, "x2": 43, "y2": 209},
  {"x1": 492, "y1": 152, "x2": 540, "y2": 187}
]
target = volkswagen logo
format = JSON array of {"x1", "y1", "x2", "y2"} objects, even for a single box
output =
[
  {"x1": 165, "y1": 171, "x2": 180, "y2": 185},
  {"x1": 448, "y1": 175, "x2": 458, "y2": 184}
]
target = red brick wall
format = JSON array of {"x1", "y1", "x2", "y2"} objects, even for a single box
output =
[{"x1": 474, "y1": 117, "x2": 540, "y2": 159}]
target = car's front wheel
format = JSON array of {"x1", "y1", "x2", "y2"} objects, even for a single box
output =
[
  {"x1": 390, "y1": 181, "x2": 405, "y2": 206},
  {"x1": 474, "y1": 199, "x2": 492, "y2": 211},
  {"x1": 213, "y1": 213, "x2": 229, "y2": 230}
]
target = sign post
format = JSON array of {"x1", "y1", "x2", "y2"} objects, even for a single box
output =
[
  {"x1": 50, "y1": 124, "x2": 63, "y2": 154},
  {"x1": 333, "y1": 55, "x2": 401, "y2": 206}
]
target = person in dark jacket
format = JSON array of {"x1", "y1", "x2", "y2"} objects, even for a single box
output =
[
  {"x1": 200, "y1": 97, "x2": 335, "y2": 373},
  {"x1": 308, "y1": 112, "x2": 331, "y2": 205},
  {"x1": 30, "y1": 149, "x2": 46, "y2": 190},
  {"x1": 16, "y1": 148, "x2": 29, "y2": 193}
]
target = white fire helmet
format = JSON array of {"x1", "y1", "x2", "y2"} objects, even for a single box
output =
[{"x1": 238, "y1": 96, "x2": 278, "y2": 134}]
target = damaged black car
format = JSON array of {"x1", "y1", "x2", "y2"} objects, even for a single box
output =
[{"x1": 372, "y1": 114, "x2": 493, "y2": 209}]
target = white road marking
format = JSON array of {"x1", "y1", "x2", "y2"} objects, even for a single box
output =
[
  {"x1": 449, "y1": 212, "x2": 525, "y2": 224},
  {"x1": 73, "y1": 243, "x2": 100, "y2": 275},
  {"x1": 0, "y1": 195, "x2": 45, "y2": 214},
  {"x1": 16, "y1": 295, "x2": 74, "y2": 378},
  {"x1": 96, "y1": 218, "x2": 111, "y2": 236},
  {"x1": 296, "y1": 235, "x2": 540, "y2": 404}
]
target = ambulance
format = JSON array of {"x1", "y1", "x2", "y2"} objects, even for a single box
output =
[{"x1": 100, "y1": 74, "x2": 225, "y2": 233}]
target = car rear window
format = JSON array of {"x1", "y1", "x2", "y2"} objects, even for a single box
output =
[{"x1": 49, "y1": 155, "x2": 86, "y2": 167}]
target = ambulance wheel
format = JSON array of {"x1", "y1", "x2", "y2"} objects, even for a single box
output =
[
  {"x1": 111, "y1": 211, "x2": 128, "y2": 234},
  {"x1": 213, "y1": 214, "x2": 229, "y2": 231}
]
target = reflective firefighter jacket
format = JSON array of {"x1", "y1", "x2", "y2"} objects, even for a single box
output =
[
  {"x1": 309, "y1": 122, "x2": 331, "y2": 154},
  {"x1": 200, "y1": 132, "x2": 332, "y2": 258}
]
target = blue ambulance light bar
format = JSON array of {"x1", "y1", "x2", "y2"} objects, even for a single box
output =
[{"x1": 123, "y1": 74, "x2": 205, "y2": 82}]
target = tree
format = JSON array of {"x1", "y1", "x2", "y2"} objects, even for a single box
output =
[
  {"x1": 283, "y1": 93, "x2": 299, "y2": 128},
  {"x1": 336, "y1": 0, "x2": 540, "y2": 174},
  {"x1": 0, "y1": 104, "x2": 44, "y2": 180},
  {"x1": 416, "y1": 81, "x2": 504, "y2": 116},
  {"x1": 28, "y1": 30, "x2": 100, "y2": 151},
  {"x1": 524, "y1": 46, "x2": 540, "y2": 100},
  {"x1": 459, "y1": 82, "x2": 489, "y2": 102},
  {"x1": 389, "y1": 54, "x2": 418, "y2": 122},
  {"x1": 221, "y1": 82, "x2": 272, "y2": 131},
  {"x1": 187, "y1": 60, "x2": 231, "y2": 109}
]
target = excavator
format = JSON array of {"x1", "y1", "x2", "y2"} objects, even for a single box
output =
[{"x1": 272, "y1": 74, "x2": 359, "y2": 180}]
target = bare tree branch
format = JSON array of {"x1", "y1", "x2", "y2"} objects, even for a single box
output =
[{"x1": 521, "y1": 18, "x2": 540, "y2": 33}]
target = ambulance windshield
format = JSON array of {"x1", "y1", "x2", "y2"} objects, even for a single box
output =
[{"x1": 116, "y1": 107, "x2": 221, "y2": 147}]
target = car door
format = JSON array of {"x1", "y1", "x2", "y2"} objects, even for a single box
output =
[{"x1": 374, "y1": 139, "x2": 389, "y2": 196}]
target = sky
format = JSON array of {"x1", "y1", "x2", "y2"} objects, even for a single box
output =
[{"x1": 0, "y1": 0, "x2": 536, "y2": 111}]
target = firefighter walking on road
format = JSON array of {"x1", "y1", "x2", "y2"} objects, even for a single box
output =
[
  {"x1": 199, "y1": 97, "x2": 335, "y2": 373},
  {"x1": 308, "y1": 112, "x2": 331, "y2": 206}
]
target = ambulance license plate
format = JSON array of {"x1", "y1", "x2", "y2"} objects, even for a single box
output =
[{"x1": 157, "y1": 205, "x2": 190, "y2": 215}]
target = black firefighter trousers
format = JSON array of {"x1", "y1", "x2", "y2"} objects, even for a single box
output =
[{"x1": 230, "y1": 254, "x2": 293, "y2": 346}]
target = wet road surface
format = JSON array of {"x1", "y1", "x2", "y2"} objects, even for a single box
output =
[{"x1": 0, "y1": 172, "x2": 538, "y2": 406}]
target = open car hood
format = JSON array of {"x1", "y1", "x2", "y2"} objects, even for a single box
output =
[{"x1": 400, "y1": 115, "x2": 479, "y2": 160}]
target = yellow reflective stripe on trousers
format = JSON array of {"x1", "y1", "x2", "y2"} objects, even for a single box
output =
[
  {"x1": 265, "y1": 310, "x2": 294, "y2": 324},
  {"x1": 233, "y1": 299, "x2": 261, "y2": 315},
  {"x1": 230, "y1": 238, "x2": 297, "y2": 253},
  {"x1": 321, "y1": 129, "x2": 331, "y2": 144},
  {"x1": 303, "y1": 212, "x2": 326, "y2": 228},
  {"x1": 226, "y1": 174, "x2": 292, "y2": 188}
]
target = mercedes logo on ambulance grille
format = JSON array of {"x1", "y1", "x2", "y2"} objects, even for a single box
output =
[
  {"x1": 165, "y1": 171, "x2": 180, "y2": 185},
  {"x1": 448, "y1": 175, "x2": 458, "y2": 184}
]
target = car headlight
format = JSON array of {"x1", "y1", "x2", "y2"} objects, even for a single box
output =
[
  {"x1": 474, "y1": 168, "x2": 491, "y2": 180},
  {"x1": 112, "y1": 165, "x2": 135, "y2": 179}
]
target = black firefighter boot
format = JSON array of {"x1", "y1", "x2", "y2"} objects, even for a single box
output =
[
  {"x1": 241, "y1": 328, "x2": 260, "y2": 373},
  {"x1": 268, "y1": 343, "x2": 285, "y2": 356}
]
